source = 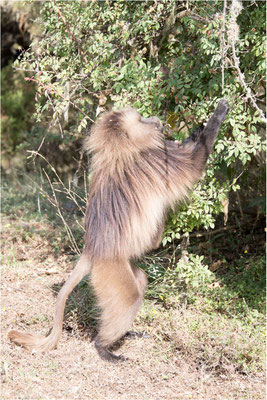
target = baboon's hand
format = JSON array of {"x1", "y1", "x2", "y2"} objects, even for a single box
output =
[{"x1": 216, "y1": 99, "x2": 230, "y2": 121}]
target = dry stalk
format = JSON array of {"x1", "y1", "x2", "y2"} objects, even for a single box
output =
[
  {"x1": 43, "y1": 169, "x2": 81, "y2": 255},
  {"x1": 26, "y1": 151, "x2": 89, "y2": 254},
  {"x1": 27, "y1": 150, "x2": 87, "y2": 215}
]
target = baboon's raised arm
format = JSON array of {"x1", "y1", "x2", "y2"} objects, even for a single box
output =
[{"x1": 181, "y1": 99, "x2": 229, "y2": 168}]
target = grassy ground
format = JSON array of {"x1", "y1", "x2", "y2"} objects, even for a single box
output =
[{"x1": 1, "y1": 178, "x2": 266, "y2": 399}]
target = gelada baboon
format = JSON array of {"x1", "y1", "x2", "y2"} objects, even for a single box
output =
[{"x1": 8, "y1": 99, "x2": 229, "y2": 361}]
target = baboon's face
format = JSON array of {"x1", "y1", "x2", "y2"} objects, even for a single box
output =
[
  {"x1": 140, "y1": 115, "x2": 163, "y2": 132},
  {"x1": 121, "y1": 109, "x2": 163, "y2": 150}
]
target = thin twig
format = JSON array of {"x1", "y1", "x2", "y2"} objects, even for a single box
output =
[
  {"x1": 25, "y1": 76, "x2": 94, "y2": 122},
  {"x1": 190, "y1": 225, "x2": 235, "y2": 239},
  {"x1": 83, "y1": 169, "x2": 89, "y2": 200},
  {"x1": 52, "y1": 1, "x2": 88, "y2": 64},
  {"x1": 73, "y1": 149, "x2": 85, "y2": 189},
  {"x1": 230, "y1": 169, "x2": 245, "y2": 188},
  {"x1": 25, "y1": 174, "x2": 84, "y2": 254},
  {"x1": 68, "y1": 63, "x2": 100, "y2": 100},
  {"x1": 231, "y1": 40, "x2": 267, "y2": 123},
  {"x1": 52, "y1": 187, "x2": 86, "y2": 213},
  {"x1": 231, "y1": 40, "x2": 266, "y2": 123},
  {"x1": 221, "y1": 0, "x2": 227, "y2": 90},
  {"x1": 236, "y1": 191, "x2": 244, "y2": 220},
  {"x1": 32, "y1": 132, "x2": 48, "y2": 163},
  {"x1": 27, "y1": 150, "x2": 86, "y2": 215},
  {"x1": 43, "y1": 169, "x2": 81, "y2": 255},
  {"x1": 47, "y1": 91, "x2": 64, "y2": 136}
]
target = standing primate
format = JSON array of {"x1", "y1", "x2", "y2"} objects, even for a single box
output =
[{"x1": 8, "y1": 99, "x2": 229, "y2": 361}]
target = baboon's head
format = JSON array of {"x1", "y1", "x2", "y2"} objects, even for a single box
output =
[{"x1": 85, "y1": 108, "x2": 163, "y2": 159}]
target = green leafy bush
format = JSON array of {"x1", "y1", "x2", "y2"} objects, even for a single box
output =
[
  {"x1": 1, "y1": 64, "x2": 35, "y2": 155},
  {"x1": 146, "y1": 253, "x2": 214, "y2": 304},
  {"x1": 13, "y1": 0, "x2": 266, "y2": 239}
]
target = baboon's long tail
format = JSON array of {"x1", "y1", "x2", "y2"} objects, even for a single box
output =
[{"x1": 8, "y1": 252, "x2": 91, "y2": 352}]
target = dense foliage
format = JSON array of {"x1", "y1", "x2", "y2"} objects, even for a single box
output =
[
  {"x1": 9, "y1": 0, "x2": 266, "y2": 241},
  {"x1": 1, "y1": 65, "x2": 35, "y2": 155}
]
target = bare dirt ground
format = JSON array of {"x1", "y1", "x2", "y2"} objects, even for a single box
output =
[{"x1": 1, "y1": 217, "x2": 265, "y2": 400}]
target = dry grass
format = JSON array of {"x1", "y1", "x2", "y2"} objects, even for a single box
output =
[{"x1": 1, "y1": 215, "x2": 266, "y2": 399}]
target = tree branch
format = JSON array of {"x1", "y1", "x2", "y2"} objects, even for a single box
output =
[
  {"x1": 52, "y1": 1, "x2": 88, "y2": 65},
  {"x1": 231, "y1": 41, "x2": 266, "y2": 123},
  {"x1": 228, "y1": 0, "x2": 266, "y2": 123},
  {"x1": 25, "y1": 77, "x2": 94, "y2": 122}
]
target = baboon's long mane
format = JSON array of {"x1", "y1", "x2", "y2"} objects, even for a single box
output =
[{"x1": 84, "y1": 109, "x2": 201, "y2": 261}]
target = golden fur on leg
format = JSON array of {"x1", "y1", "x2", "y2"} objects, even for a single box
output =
[
  {"x1": 130, "y1": 263, "x2": 148, "y2": 298},
  {"x1": 91, "y1": 259, "x2": 145, "y2": 361}
]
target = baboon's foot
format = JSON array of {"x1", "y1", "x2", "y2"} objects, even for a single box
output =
[{"x1": 94, "y1": 339, "x2": 126, "y2": 362}]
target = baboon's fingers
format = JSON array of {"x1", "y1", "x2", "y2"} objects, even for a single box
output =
[
  {"x1": 215, "y1": 99, "x2": 230, "y2": 120},
  {"x1": 125, "y1": 330, "x2": 150, "y2": 339},
  {"x1": 202, "y1": 99, "x2": 229, "y2": 140}
]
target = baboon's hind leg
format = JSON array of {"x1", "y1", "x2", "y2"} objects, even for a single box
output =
[
  {"x1": 130, "y1": 262, "x2": 147, "y2": 297},
  {"x1": 124, "y1": 262, "x2": 149, "y2": 339},
  {"x1": 91, "y1": 259, "x2": 145, "y2": 362}
]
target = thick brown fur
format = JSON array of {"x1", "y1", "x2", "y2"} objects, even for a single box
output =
[{"x1": 8, "y1": 100, "x2": 229, "y2": 361}]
